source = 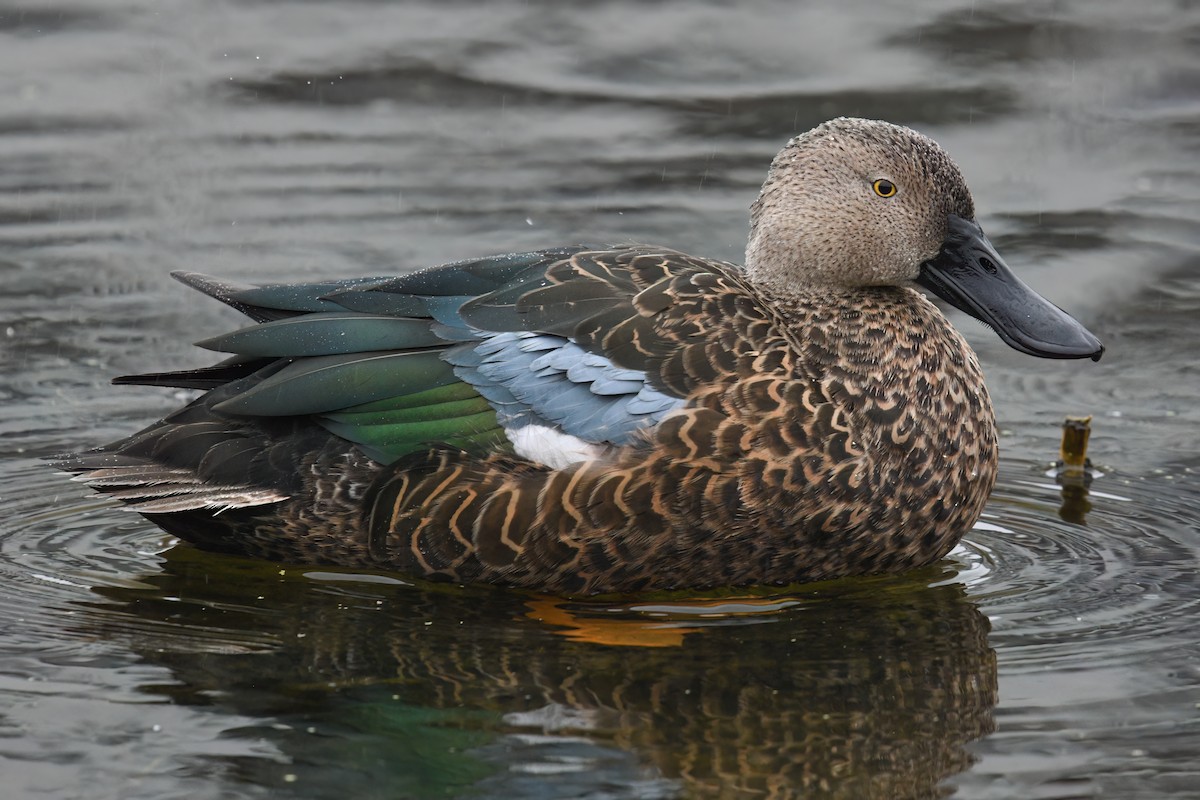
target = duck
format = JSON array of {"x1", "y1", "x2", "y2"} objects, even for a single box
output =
[{"x1": 60, "y1": 117, "x2": 1103, "y2": 595}]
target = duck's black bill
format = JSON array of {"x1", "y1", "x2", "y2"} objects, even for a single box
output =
[{"x1": 917, "y1": 215, "x2": 1104, "y2": 361}]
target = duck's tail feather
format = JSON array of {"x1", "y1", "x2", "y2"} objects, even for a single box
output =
[
  {"x1": 112, "y1": 355, "x2": 276, "y2": 390},
  {"x1": 57, "y1": 450, "x2": 289, "y2": 513},
  {"x1": 55, "y1": 376, "x2": 319, "y2": 514}
]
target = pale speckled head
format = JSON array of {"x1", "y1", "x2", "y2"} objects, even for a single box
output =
[
  {"x1": 745, "y1": 117, "x2": 1105, "y2": 361},
  {"x1": 746, "y1": 117, "x2": 972, "y2": 289}
]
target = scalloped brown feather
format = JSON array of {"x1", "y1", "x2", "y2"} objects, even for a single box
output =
[
  {"x1": 62, "y1": 244, "x2": 996, "y2": 595},
  {"x1": 347, "y1": 248, "x2": 998, "y2": 594}
]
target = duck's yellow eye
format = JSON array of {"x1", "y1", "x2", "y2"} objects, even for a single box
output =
[{"x1": 872, "y1": 179, "x2": 897, "y2": 198}]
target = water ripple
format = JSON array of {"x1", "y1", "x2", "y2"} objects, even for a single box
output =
[{"x1": 958, "y1": 461, "x2": 1200, "y2": 672}]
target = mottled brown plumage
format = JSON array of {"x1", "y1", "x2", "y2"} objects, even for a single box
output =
[
  {"x1": 359, "y1": 253, "x2": 994, "y2": 593},
  {"x1": 60, "y1": 118, "x2": 1102, "y2": 594}
]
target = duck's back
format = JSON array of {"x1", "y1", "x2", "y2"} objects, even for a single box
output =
[{"x1": 61, "y1": 245, "x2": 997, "y2": 594}]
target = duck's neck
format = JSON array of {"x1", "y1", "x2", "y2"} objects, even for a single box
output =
[
  {"x1": 744, "y1": 207, "x2": 899, "y2": 292},
  {"x1": 754, "y1": 281, "x2": 920, "y2": 328},
  {"x1": 754, "y1": 280, "x2": 971, "y2": 378}
]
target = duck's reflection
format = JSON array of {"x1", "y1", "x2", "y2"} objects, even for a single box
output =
[{"x1": 81, "y1": 547, "x2": 997, "y2": 799}]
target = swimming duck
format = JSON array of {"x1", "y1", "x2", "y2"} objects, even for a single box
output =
[{"x1": 61, "y1": 118, "x2": 1103, "y2": 595}]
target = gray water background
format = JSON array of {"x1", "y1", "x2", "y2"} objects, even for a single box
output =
[{"x1": 1, "y1": 1, "x2": 1199, "y2": 797}]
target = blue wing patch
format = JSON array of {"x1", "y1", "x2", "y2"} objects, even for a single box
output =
[{"x1": 444, "y1": 331, "x2": 684, "y2": 446}]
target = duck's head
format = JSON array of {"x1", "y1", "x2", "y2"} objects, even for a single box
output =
[{"x1": 745, "y1": 117, "x2": 1103, "y2": 361}]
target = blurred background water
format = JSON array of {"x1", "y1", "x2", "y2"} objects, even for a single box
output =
[{"x1": 1, "y1": 1, "x2": 1199, "y2": 798}]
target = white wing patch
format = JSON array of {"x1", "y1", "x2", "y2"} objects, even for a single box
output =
[{"x1": 506, "y1": 424, "x2": 607, "y2": 470}]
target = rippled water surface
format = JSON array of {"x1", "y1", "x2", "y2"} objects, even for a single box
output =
[{"x1": 3, "y1": 1, "x2": 1199, "y2": 798}]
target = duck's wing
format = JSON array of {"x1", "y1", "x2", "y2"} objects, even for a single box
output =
[
  {"x1": 63, "y1": 245, "x2": 764, "y2": 510},
  {"x1": 456, "y1": 246, "x2": 758, "y2": 398}
]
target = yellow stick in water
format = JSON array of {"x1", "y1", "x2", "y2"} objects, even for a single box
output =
[
  {"x1": 1059, "y1": 415, "x2": 1093, "y2": 471},
  {"x1": 1057, "y1": 415, "x2": 1093, "y2": 524}
]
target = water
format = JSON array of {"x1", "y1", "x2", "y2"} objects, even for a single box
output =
[{"x1": 2, "y1": 1, "x2": 1199, "y2": 797}]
